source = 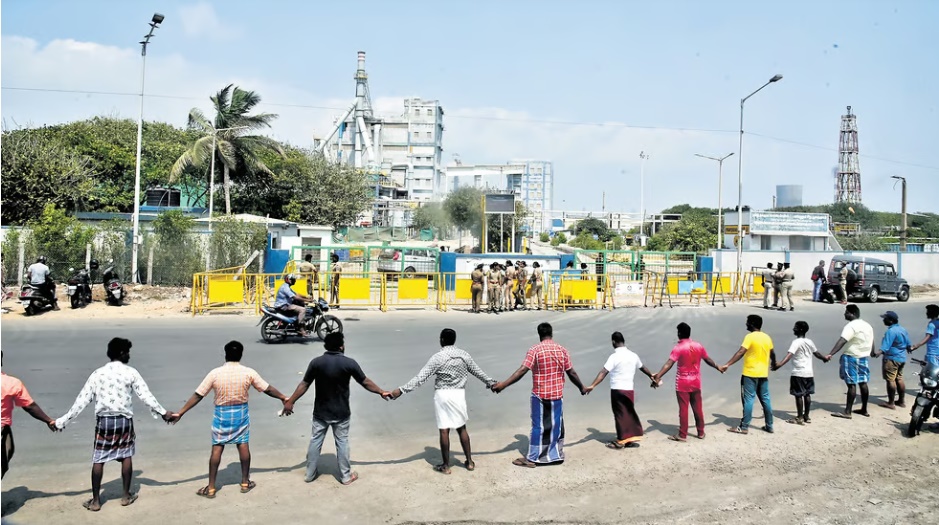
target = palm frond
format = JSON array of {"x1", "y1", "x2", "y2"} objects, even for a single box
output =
[
  {"x1": 186, "y1": 108, "x2": 213, "y2": 133},
  {"x1": 229, "y1": 86, "x2": 263, "y2": 115},
  {"x1": 215, "y1": 140, "x2": 240, "y2": 170},
  {"x1": 235, "y1": 135, "x2": 285, "y2": 156},
  {"x1": 169, "y1": 135, "x2": 214, "y2": 182}
]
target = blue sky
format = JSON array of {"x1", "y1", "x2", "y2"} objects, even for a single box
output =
[{"x1": 2, "y1": 1, "x2": 936, "y2": 215}]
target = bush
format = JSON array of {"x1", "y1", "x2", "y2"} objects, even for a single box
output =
[
  {"x1": 144, "y1": 210, "x2": 204, "y2": 286},
  {"x1": 539, "y1": 232, "x2": 550, "y2": 243},
  {"x1": 208, "y1": 216, "x2": 267, "y2": 270},
  {"x1": 25, "y1": 204, "x2": 96, "y2": 279}
]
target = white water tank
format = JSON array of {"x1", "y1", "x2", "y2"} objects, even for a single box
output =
[{"x1": 776, "y1": 185, "x2": 803, "y2": 208}]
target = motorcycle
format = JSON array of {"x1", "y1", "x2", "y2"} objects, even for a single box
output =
[
  {"x1": 908, "y1": 357, "x2": 939, "y2": 438},
  {"x1": 102, "y1": 262, "x2": 126, "y2": 306},
  {"x1": 19, "y1": 279, "x2": 55, "y2": 316},
  {"x1": 66, "y1": 267, "x2": 93, "y2": 309},
  {"x1": 258, "y1": 298, "x2": 343, "y2": 343}
]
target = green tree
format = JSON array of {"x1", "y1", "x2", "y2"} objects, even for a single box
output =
[
  {"x1": 539, "y1": 232, "x2": 550, "y2": 243},
  {"x1": 573, "y1": 217, "x2": 611, "y2": 241},
  {"x1": 647, "y1": 210, "x2": 717, "y2": 254},
  {"x1": 411, "y1": 202, "x2": 451, "y2": 236},
  {"x1": 444, "y1": 186, "x2": 484, "y2": 249},
  {"x1": 145, "y1": 210, "x2": 203, "y2": 285},
  {"x1": 208, "y1": 216, "x2": 268, "y2": 269},
  {"x1": 839, "y1": 233, "x2": 888, "y2": 251},
  {"x1": 171, "y1": 84, "x2": 284, "y2": 215},
  {"x1": 551, "y1": 232, "x2": 567, "y2": 247},
  {"x1": 24, "y1": 204, "x2": 97, "y2": 273}
]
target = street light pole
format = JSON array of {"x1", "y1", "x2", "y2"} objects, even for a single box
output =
[
  {"x1": 695, "y1": 152, "x2": 734, "y2": 251},
  {"x1": 891, "y1": 175, "x2": 907, "y2": 252},
  {"x1": 130, "y1": 13, "x2": 164, "y2": 284},
  {"x1": 735, "y1": 74, "x2": 782, "y2": 281},
  {"x1": 639, "y1": 151, "x2": 648, "y2": 246}
]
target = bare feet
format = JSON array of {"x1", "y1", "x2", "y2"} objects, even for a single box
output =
[{"x1": 83, "y1": 499, "x2": 101, "y2": 512}]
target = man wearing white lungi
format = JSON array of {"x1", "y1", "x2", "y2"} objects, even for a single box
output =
[{"x1": 388, "y1": 328, "x2": 496, "y2": 474}]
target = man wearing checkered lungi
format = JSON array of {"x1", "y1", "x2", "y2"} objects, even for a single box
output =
[
  {"x1": 174, "y1": 341, "x2": 288, "y2": 498},
  {"x1": 56, "y1": 338, "x2": 176, "y2": 512},
  {"x1": 824, "y1": 304, "x2": 876, "y2": 419}
]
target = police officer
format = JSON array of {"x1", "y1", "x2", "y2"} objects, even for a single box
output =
[
  {"x1": 515, "y1": 261, "x2": 528, "y2": 310},
  {"x1": 329, "y1": 253, "x2": 342, "y2": 308},
  {"x1": 486, "y1": 263, "x2": 502, "y2": 313},
  {"x1": 297, "y1": 254, "x2": 319, "y2": 298},
  {"x1": 530, "y1": 262, "x2": 544, "y2": 310},
  {"x1": 780, "y1": 262, "x2": 795, "y2": 312},
  {"x1": 470, "y1": 264, "x2": 484, "y2": 313},
  {"x1": 772, "y1": 262, "x2": 784, "y2": 308},
  {"x1": 503, "y1": 260, "x2": 516, "y2": 311},
  {"x1": 761, "y1": 262, "x2": 775, "y2": 310}
]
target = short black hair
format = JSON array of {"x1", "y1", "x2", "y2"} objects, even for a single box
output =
[
  {"x1": 324, "y1": 332, "x2": 344, "y2": 351},
  {"x1": 611, "y1": 331, "x2": 625, "y2": 344},
  {"x1": 537, "y1": 322, "x2": 553, "y2": 340},
  {"x1": 580, "y1": 263, "x2": 587, "y2": 269},
  {"x1": 304, "y1": 254, "x2": 313, "y2": 262},
  {"x1": 794, "y1": 321, "x2": 809, "y2": 335},
  {"x1": 225, "y1": 340, "x2": 244, "y2": 362},
  {"x1": 767, "y1": 263, "x2": 773, "y2": 268},
  {"x1": 845, "y1": 304, "x2": 860, "y2": 317},
  {"x1": 440, "y1": 328, "x2": 457, "y2": 346},
  {"x1": 107, "y1": 337, "x2": 132, "y2": 360},
  {"x1": 677, "y1": 322, "x2": 691, "y2": 339},
  {"x1": 331, "y1": 253, "x2": 340, "y2": 262},
  {"x1": 566, "y1": 261, "x2": 574, "y2": 268},
  {"x1": 927, "y1": 304, "x2": 939, "y2": 318},
  {"x1": 747, "y1": 314, "x2": 763, "y2": 330}
]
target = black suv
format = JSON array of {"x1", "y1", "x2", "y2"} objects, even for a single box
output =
[{"x1": 827, "y1": 255, "x2": 910, "y2": 303}]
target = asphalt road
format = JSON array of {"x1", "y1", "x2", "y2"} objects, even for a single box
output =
[{"x1": 1, "y1": 298, "x2": 935, "y2": 478}]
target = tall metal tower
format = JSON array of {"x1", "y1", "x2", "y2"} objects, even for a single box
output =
[
  {"x1": 835, "y1": 105, "x2": 862, "y2": 203},
  {"x1": 315, "y1": 51, "x2": 379, "y2": 169}
]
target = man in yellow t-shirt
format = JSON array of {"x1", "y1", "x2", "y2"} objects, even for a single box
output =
[{"x1": 720, "y1": 314, "x2": 777, "y2": 435}]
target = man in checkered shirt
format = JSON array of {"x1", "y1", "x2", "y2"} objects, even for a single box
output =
[
  {"x1": 492, "y1": 322, "x2": 586, "y2": 467},
  {"x1": 387, "y1": 328, "x2": 496, "y2": 474}
]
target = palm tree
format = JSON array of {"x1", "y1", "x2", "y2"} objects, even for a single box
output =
[{"x1": 171, "y1": 84, "x2": 283, "y2": 215}]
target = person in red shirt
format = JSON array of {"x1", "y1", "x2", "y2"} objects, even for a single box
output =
[
  {"x1": 651, "y1": 323, "x2": 723, "y2": 442},
  {"x1": 2, "y1": 353, "x2": 58, "y2": 478},
  {"x1": 492, "y1": 323, "x2": 586, "y2": 467}
]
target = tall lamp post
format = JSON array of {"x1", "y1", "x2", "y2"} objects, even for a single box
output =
[
  {"x1": 205, "y1": 125, "x2": 249, "y2": 271},
  {"x1": 130, "y1": 13, "x2": 165, "y2": 284},
  {"x1": 639, "y1": 151, "x2": 648, "y2": 246},
  {"x1": 891, "y1": 175, "x2": 907, "y2": 252},
  {"x1": 695, "y1": 152, "x2": 734, "y2": 251},
  {"x1": 735, "y1": 74, "x2": 782, "y2": 281}
]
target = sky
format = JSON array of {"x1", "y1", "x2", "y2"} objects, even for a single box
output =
[{"x1": 2, "y1": 0, "x2": 937, "y2": 215}]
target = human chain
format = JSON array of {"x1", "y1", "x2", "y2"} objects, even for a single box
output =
[{"x1": 2, "y1": 305, "x2": 937, "y2": 511}]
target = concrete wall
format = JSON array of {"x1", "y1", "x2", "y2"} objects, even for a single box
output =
[{"x1": 711, "y1": 249, "x2": 939, "y2": 291}]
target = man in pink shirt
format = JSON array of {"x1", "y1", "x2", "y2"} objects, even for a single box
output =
[
  {"x1": 2, "y1": 353, "x2": 58, "y2": 478},
  {"x1": 651, "y1": 323, "x2": 723, "y2": 442}
]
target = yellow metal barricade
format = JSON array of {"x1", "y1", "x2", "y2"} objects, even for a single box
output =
[
  {"x1": 546, "y1": 272, "x2": 608, "y2": 311},
  {"x1": 191, "y1": 266, "x2": 257, "y2": 315},
  {"x1": 382, "y1": 272, "x2": 442, "y2": 311},
  {"x1": 438, "y1": 272, "x2": 476, "y2": 312},
  {"x1": 313, "y1": 271, "x2": 384, "y2": 310},
  {"x1": 605, "y1": 271, "x2": 649, "y2": 309}
]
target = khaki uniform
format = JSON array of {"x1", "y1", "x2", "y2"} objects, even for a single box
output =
[
  {"x1": 330, "y1": 262, "x2": 342, "y2": 306},
  {"x1": 780, "y1": 267, "x2": 795, "y2": 309},
  {"x1": 470, "y1": 269, "x2": 484, "y2": 312},
  {"x1": 486, "y1": 270, "x2": 503, "y2": 311},
  {"x1": 298, "y1": 261, "x2": 318, "y2": 297},
  {"x1": 515, "y1": 266, "x2": 528, "y2": 309},
  {"x1": 503, "y1": 266, "x2": 516, "y2": 310},
  {"x1": 530, "y1": 267, "x2": 544, "y2": 310},
  {"x1": 839, "y1": 266, "x2": 849, "y2": 303},
  {"x1": 761, "y1": 268, "x2": 775, "y2": 308}
]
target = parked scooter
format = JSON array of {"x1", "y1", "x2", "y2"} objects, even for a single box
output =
[
  {"x1": 908, "y1": 357, "x2": 939, "y2": 437},
  {"x1": 101, "y1": 260, "x2": 126, "y2": 306},
  {"x1": 19, "y1": 279, "x2": 55, "y2": 316},
  {"x1": 66, "y1": 267, "x2": 93, "y2": 309},
  {"x1": 258, "y1": 298, "x2": 343, "y2": 343}
]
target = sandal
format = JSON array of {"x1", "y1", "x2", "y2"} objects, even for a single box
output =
[
  {"x1": 726, "y1": 427, "x2": 749, "y2": 435},
  {"x1": 512, "y1": 457, "x2": 537, "y2": 468},
  {"x1": 787, "y1": 418, "x2": 804, "y2": 425},
  {"x1": 667, "y1": 435, "x2": 687, "y2": 442},
  {"x1": 82, "y1": 499, "x2": 101, "y2": 512},
  {"x1": 240, "y1": 481, "x2": 256, "y2": 493},
  {"x1": 606, "y1": 441, "x2": 625, "y2": 449},
  {"x1": 341, "y1": 472, "x2": 359, "y2": 485},
  {"x1": 433, "y1": 464, "x2": 452, "y2": 475},
  {"x1": 696, "y1": 433, "x2": 706, "y2": 439},
  {"x1": 196, "y1": 486, "x2": 217, "y2": 499},
  {"x1": 464, "y1": 460, "x2": 475, "y2": 471},
  {"x1": 853, "y1": 410, "x2": 870, "y2": 417},
  {"x1": 831, "y1": 412, "x2": 852, "y2": 419}
]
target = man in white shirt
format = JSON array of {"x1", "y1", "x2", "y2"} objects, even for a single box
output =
[
  {"x1": 584, "y1": 332, "x2": 657, "y2": 449},
  {"x1": 825, "y1": 304, "x2": 875, "y2": 419},
  {"x1": 26, "y1": 255, "x2": 59, "y2": 310},
  {"x1": 56, "y1": 338, "x2": 176, "y2": 511}
]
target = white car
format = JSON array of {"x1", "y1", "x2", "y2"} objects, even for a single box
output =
[{"x1": 377, "y1": 249, "x2": 437, "y2": 277}]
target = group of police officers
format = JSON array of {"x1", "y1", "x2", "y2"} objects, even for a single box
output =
[{"x1": 469, "y1": 260, "x2": 547, "y2": 313}]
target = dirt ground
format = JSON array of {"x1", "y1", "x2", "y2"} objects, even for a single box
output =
[{"x1": 2, "y1": 403, "x2": 937, "y2": 525}]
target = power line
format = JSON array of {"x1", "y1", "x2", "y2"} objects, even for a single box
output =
[{"x1": 3, "y1": 85, "x2": 937, "y2": 170}]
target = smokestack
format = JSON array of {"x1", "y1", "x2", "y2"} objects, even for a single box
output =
[{"x1": 357, "y1": 51, "x2": 366, "y2": 73}]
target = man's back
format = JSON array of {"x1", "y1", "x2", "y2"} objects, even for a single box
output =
[
  {"x1": 197, "y1": 362, "x2": 269, "y2": 406},
  {"x1": 274, "y1": 283, "x2": 295, "y2": 308},
  {"x1": 27, "y1": 263, "x2": 49, "y2": 284},
  {"x1": 303, "y1": 352, "x2": 366, "y2": 420}
]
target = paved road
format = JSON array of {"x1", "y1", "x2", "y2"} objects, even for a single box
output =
[{"x1": 3, "y1": 297, "x2": 933, "y2": 480}]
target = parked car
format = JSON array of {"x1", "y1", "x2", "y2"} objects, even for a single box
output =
[
  {"x1": 377, "y1": 249, "x2": 437, "y2": 278},
  {"x1": 827, "y1": 255, "x2": 910, "y2": 303}
]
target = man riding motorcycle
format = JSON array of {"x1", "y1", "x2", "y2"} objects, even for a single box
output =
[
  {"x1": 274, "y1": 274, "x2": 313, "y2": 337},
  {"x1": 26, "y1": 256, "x2": 59, "y2": 311}
]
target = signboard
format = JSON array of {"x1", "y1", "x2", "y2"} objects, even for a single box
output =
[
  {"x1": 484, "y1": 194, "x2": 516, "y2": 214},
  {"x1": 615, "y1": 281, "x2": 644, "y2": 295},
  {"x1": 724, "y1": 225, "x2": 750, "y2": 234},
  {"x1": 749, "y1": 211, "x2": 829, "y2": 236}
]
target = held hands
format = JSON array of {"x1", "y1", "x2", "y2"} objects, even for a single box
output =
[
  {"x1": 282, "y1": 400, "x2": 295, "y2": 416},
  {"x1": 162, "y1": 412, "x2": 180, "y2": 424},
  {"x1": 491, "y1": 382, "x2": 505, "y2": 394},
  {"x1": 381, "y1": 388, "x2": 402, "y2": 401},
  {"x1": 823, "y1": 354, "x2": 833, "y2": 363},
  {"x1": 582, "y1": 385, "x2": 594, "y2": 396},
  {"x1": 46, "y1": 420, "x2": 60, "y2": 433},
  {"x1": 718, "y1": 365, "x2": 729, "y2": 374}
]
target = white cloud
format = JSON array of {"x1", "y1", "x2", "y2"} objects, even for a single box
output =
[
  {"x1": 1, "y1": 35, "x2": 931, "y2": 214},
  {"x1": 178, "y1": 3, "x2": 238, "y2": 40}
]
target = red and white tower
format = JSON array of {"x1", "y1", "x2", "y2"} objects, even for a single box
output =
[{"x1": 835, "y1": 105, "x2": 862, "y2": 203}]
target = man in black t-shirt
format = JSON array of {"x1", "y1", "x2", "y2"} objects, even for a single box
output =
[{"x1": 283, "y1": 333, "x2": 388, "y2": 485}]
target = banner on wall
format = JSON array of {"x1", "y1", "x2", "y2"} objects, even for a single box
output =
[{"x1": 749, "y1": 211, "x2": 830, "y2": 236}]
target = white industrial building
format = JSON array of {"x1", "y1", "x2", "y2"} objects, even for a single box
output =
[
  {"x1": 723, "y1": 209, "x2": 838, "y2": 251},
  {"x1": 444, "y1": 160, "x2": 554, "y2": 231}
]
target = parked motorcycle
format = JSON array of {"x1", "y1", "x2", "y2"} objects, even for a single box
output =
[
  {"x1": 67, "y1": 267, "x2": 93, "y2": 309},
  {"x1": 908, "y1": 357, "x2": 939, "y2": 438},
  {"x1": 19, "y1": 280, "x2": 55, "y2": 316},
  {"x1": 258, "y1": 298, "x2": 343, "y2": 343},
  {"x1": 102, "y1": 261, "x2": 126, "y2": 306}
]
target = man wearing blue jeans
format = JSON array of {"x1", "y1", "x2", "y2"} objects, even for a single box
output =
[
  {"x1": 720, "y1": 315, "x2": 777, "y2": 434},
  {"x1": 811, "y1": 260, "x2": 826, "y2": 302},
  {"x1": 283, "y1": 332, "x2": 389, "y2": 485}
]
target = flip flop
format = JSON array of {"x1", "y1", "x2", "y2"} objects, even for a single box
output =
[
  {"x1": 240, "y1": 480, "x2": 256, "y2": 493},
  {"x1": 606, "y1": 441, "x2": 625, "y2": 449},
  {"x1": 878, "y1": 403, "x2": 896, "y2": 410},
  {"x1": 512, "y1": 457, "x2": 537, "y2": 468},
  {"x1": 761, "y1": 426, "x2": 774, "y2": 434},
  {"x1": 341, "y1": 472, "x2": 359, "y2": 485},
  {"x1": 726, "y1": 427, "x2": 749, "y2": 435},
  {"x1": 831, "y1": 412, "x2": 853, "y2": 419},
  {"x1": 464, "y1": 460, "x2": 475, "y2": 471},
  {"x1": 121, "y1": 494, "x2": 138, "y2": 507},
  {"x1": 667, "y1": 435, "x2": 687, "y2": 442},
  {"x1": 82, "y1": 499, "x2": 101, "y2": 512},
  {"x1": 623, "y1": 442, "x2": 640, "y2": 448},
  {"x1": 696, "y1": 433, "x2": 706, "y2": 440},
  {"x1": 196, "y1": 486, "x2": 217, "y2": 499},
  {"x1": 433, "y1": 464, "x2": 452, "y2": 475},
  {"x1": 853, "y1": 410, "x2": 870, "y2": 417}
]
